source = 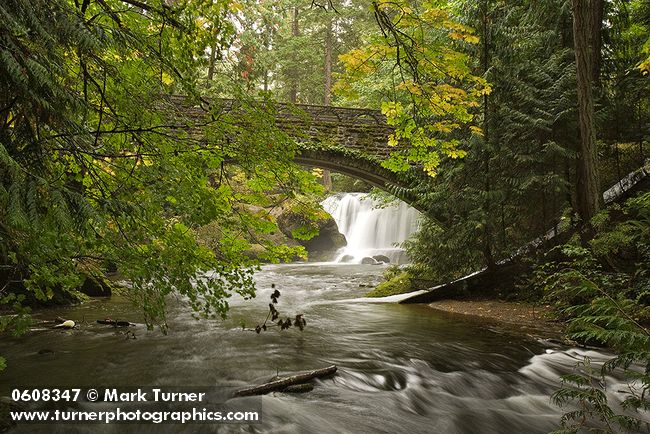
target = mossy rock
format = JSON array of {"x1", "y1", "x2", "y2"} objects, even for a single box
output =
[
  {"x1": 365, "y1": 272, "x2": 414, "y2": 297},
  {"x1": 277, "y1": 210, "x2": 346, "y2": 258},
  {"x1": 79, "y1": 273, "x2": 113, "y2": 297}
]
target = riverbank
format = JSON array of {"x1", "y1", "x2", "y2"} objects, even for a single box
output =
[{"x1": 428, "y1": 299, "x2": 566, "y2": 340}]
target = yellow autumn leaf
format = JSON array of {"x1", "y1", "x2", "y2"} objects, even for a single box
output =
[
  {"x1": 640, "y1": 55, "x2": 650, "y2": 74},
  {"x1": 423, "y1": 157, "x2": 439, "y2": 176},
  {"x1": 381, "y1": 101, "x2": 403, "y2": 120},
  {"x1": 470, "y1": 125, "x2": 484, "y2": 136},
  {"x1": 448, "y1": 32, "x2": 464, "y2": 41},
  {"x1": 229, "y1": 1, "x2": 243, "y2": 12},
  {"x1": 433, "y1": 121, "x2": 460, "y2": 133},
  {"x1": 447, "y1": 149, "x2": 467, "y2": 159},
  {"x1": 161, "y1": 72, "x2": 173, "y2": 85},
  {"x1": 422, "y1": 8, "x2": 447, "y2": 21},
  {"x1": 397, "y1": 80, "x2": 422, "y2": 95}
]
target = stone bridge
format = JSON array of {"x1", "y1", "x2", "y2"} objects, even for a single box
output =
[{"x1": 167, "y1": 95, "x2": 428, "y2": 213}]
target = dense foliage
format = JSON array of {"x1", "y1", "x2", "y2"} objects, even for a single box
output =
[
  {"x1": 401, "y1": 0, "x2": 649, "y2": 283},
  {"x1": 206, "y1": 0, "x2": 374, "y2": 103},
  {"x1": 0, "y1": 0, "x2": 323, "y2": 345},
  {"x1": 530, "y1": 191, "x2": 650, "y2": 432},
  {"x1": 336, "y1": 0, "x2": 490, "y2": 176}
]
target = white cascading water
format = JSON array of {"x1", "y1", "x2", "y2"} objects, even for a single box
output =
[{"x1": 321, "y1": 193, "x2": 421, "y2": 264}]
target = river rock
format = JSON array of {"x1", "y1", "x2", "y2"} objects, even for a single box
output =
[
  {"x1": 0, "y1": 396, "x2": 26, "y2": 431},
  {"x1": 372, "y1": 255, "x2": 390, "y2": 264},
  {"x1": 340, "y1": 255, "x2": 355, "y2": 263},
  {"x1": 277, "y1": 211, "x2": 347, "y2": 261},
  {"x1": 361, "y1": 257, "x2": 378, "y2": 265},
  {"x1": 79, "y1": 274, "x2": 113, "y2": 297}
]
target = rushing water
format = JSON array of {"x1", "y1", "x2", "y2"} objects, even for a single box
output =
[
  {"x1": 321, "y1": 193, "x2": 420, "y2": 264},
  {"x1": 0, "y1": 263, "x2": 638, "y2": 433}
]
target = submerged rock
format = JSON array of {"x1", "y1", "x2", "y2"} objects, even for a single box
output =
[{"x1": 340, "y1": 254, "x2": 355, "y2": 263}]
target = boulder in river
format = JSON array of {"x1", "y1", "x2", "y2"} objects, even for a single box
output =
[
  {"x1": 372, "y1": 255, "x2": 390, "y2": 264},
  {"x1": 340, "y1": 255, "x2": 355, "y2": 263},
  {"x1": 277, "y1": 210, "x2": 347, "y2": 262},
  {"x1": 361, "y1": 257, "x2": 378, "y2": 265},
  {"x1": 79, "y1": 273, "x2": 113, "y2": 297}
]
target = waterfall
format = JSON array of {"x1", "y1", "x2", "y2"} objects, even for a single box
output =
[{"x1": 321, "y1": 193, "x2": 421, "y2": 264}]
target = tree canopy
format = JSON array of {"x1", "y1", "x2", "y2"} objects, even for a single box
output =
[
  {"x1": 0, "y1": 0, "x2": 323, "y2": 333},
  {"x1": 2, "y1": 0, "x2": 649, "y2": 342}
]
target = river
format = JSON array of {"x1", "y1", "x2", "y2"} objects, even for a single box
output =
[
  {"x1": 0, "y1": 262, "x2": 628, "y2": 433},
  {"x1": 0, "y1": 192, "x2": 637, "y2": 432}
]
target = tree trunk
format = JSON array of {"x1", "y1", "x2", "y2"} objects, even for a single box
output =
[
  {"x1": 572, "y1": 0, "x2": 602, "y2": 223},
  {"x1": 481, "y1": 0, "x2": 495, "y2": 269},
  {"x1": 207, "y1": 40, "x2": 217, "y2": 82},
  {"x1": 288, "y1": 7, "x2": 299, "y2": 103},
  {"x1": 324, "y1": 16, "x2": 333, "y2": 105},
  {"x1": 592, "y1": 0, "x2": 604, "y2": 83},
  {"x1": 262, "y1": 17, "x2": 272, "y2": 92},
  {"x1": 321, "y1": 16, "x2": 334, "y2": 191}
]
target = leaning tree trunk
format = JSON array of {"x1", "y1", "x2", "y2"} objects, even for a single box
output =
[{"x1": 572, "y1": 0, "x2": 602, "y2": 223}]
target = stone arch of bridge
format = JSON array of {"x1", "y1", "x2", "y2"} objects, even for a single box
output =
[{"x1": 294, "y1": 148, "x2": 428, "y2": 215}]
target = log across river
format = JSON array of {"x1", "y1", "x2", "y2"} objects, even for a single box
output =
[{"x1": 0, "y1": 263, "x2": 636, "y2": 433}]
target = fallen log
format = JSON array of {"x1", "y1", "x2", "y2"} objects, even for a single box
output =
[
  {"x1": 282, "y1": 383, "x2": 314, "y2": 393},
  {"x1": 96, "y1": 319, "x2": 134, "y2": 327},
  {"x1": 234, "y1": 365, "x2": 337, "y2": 397}
]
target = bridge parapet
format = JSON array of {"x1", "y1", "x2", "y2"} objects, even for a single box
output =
[{"x1": 166, "y1": 95, "x2": 395, "y2": 158}]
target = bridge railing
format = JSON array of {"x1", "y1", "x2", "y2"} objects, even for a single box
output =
[{"x1": 165, "y1": 95, "x2": 395, "y2": 158}]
